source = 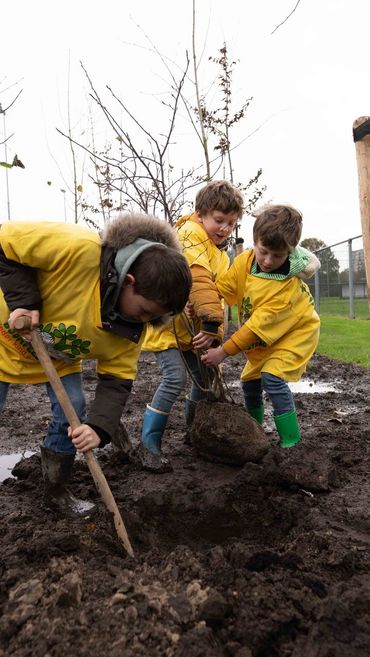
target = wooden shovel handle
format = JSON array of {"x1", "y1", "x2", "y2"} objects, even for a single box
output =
[{"x1": 14, "y1": 317, "x2": 135, "y2": 558}]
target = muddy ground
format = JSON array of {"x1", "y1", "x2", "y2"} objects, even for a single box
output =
[{"x1": 0, "y1": 343, "x2": 369, "y2": 657}]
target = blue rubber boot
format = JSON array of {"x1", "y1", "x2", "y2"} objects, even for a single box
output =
[
  {"x1": 139, "y1": 405, "x2": 172, "y2": 473},
  {"x1": 141, "y1": 405, "x2": 169, "y2": 454}
]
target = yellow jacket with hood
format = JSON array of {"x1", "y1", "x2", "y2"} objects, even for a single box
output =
[
  {"x1": 0, "y1": 215, "x2": 182, "y2": 444},
  {"x1": 142, "y1": 212, "x2": 229, "y2": 352},
  {"x1": 217, "y1": 247, "x2": 321, "y2": 382}
]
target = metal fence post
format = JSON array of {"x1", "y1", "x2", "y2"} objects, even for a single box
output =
[
  {"x1": 314, "y1": 269, "x2": 320, "y2": 313},
  {"x1": 348, "y1": 239, "x2": 355, "y2": 318}
]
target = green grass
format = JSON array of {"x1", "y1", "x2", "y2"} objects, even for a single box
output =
[
  {"x1": 229, "y1": 304, "x2": 370, "y2": 367},
  {"x1": 317, "y1": 297, "x2": 369, "y2": 319},
  {"x1": 317, "y1": 316, "x2": 370, "y2": 367}
]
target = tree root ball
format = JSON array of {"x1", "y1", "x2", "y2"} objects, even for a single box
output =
[{"x1": 190, "y1": 400, "x2": 270, "y2": 466}]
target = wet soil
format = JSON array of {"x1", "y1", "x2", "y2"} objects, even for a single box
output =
[{"x1": 0, "y1": 343, "x2": 369, "y2": 657}]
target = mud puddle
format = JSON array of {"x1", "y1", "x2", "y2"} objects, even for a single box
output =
[
  {"x1": 227, "y1": 379, "x2": 339, "y2": 393},
  {"x1": 0, "y1": 450, "x2": 35, "y2": 482}
]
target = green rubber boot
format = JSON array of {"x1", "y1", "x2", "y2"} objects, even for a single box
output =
[
  {"x1": 274, "y1": 409, "x2": 302, "y2": 448},
  {"x1": 247, "y1": 405, "x2": 264, "y2": 425}
]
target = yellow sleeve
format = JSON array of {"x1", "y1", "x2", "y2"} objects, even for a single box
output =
[
  {"x1": 190, "y1": 264, "x2": 223, "y2": 324},
  {"x1": 180, "y1": 234, "x2": 213, "y2": 272}
]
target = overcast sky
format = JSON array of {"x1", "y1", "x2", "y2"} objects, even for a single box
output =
[{"x1": 1, "y1": 0, "x2": 369, "y2": 249}]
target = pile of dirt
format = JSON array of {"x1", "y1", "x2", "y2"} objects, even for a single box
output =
[{"x1": 0, "y1": 351, "x2": 369, "y2": 657}]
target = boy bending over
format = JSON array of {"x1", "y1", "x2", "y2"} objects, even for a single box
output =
[
  {"x1": 0, "y1": 214, "x2": 191, "y2": 514},
  {"x1": 202, "y1": 204, "x2": 320, "y2": 448}
]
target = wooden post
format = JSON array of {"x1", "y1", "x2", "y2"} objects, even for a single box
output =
[{"x1": 353, "y1": 116, "x2": 370, "y2": 309}]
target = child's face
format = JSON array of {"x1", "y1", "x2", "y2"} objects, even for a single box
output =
[
  {"x1": 118, "y1": 276, "x2": 168, "y2": 323},
  {"x1": 198, "y1": 210, "x2": 239, "y2": 246},
  {"x1": 254, "y1": 240, "x2": 289, "y2": 273}
]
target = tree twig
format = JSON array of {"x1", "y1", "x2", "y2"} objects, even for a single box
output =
[{"x1": 271, "y1": 0, "x2": 302, "y2": 35}]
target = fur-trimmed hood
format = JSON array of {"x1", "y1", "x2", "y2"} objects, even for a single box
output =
[
  {"x1": 100, "y1": 212, "x2": 185, "y2": 342},
  {"x1": 102, "y1": 212, "x2": 181, "y2": 252}
]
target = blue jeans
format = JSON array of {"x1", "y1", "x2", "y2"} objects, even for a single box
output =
[
  {"x1": 0, "y1": 373, "x2": 86, "y2": 455},
  {"x1": 151, "y1": 348, "x2": 205, "y2": 414},
  {"x1": 242, "y1": 372, "x2": 295, "y2": 417}
]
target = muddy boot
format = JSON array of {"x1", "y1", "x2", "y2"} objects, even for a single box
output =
[
  {"x1": 139, "y1": 405, "x2": 172, "y2": 473},
  {"x1": 274, "y1": 410, "x2": 302, "y2": 448},
  {"x1": 184, "y1": 396, "x2": 198, "y2": 445},
  {"x1": 247, "y1": 405, "x2": 264, "y2": 425},
  {"x1": 136, "y1": 444, "x2": 173, "y2": 474},
  {"x1": 40, "y1": 445, "x2": 96, "y2": 517}
]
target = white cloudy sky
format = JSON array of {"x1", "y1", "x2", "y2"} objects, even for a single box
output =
[{"x1": 1, "y1": 0, "x2": 369, "y2": 248}]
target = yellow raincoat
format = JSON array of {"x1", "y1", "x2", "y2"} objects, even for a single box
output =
[
  {"x1": 142, "y1": 213, "x2": 229, "y2": 352},
  {"x1": 217, "y1": 249, "x2": 320, "y2": 381}
]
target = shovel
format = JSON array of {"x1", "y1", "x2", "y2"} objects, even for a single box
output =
[{"x1": 14, "y1": 317, "x2": 135, "y2": 559}]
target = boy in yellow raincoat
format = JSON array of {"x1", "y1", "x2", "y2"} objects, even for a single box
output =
[
  {"x1": 202, "y1": 204, "x2": 321, "y2": 448},
  {"x1": 140, "y1": 180, "x2": 244, "y2": 471},
  {"x1": 0, "y1": 213, "x2": 191, "y2": 515}
]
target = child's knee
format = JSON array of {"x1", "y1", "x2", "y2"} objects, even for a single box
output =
[
  {"x1": 167, "y1": 368, "x2": 187, "y2": 393},
  {"x1": 261, "y1": 372, "x2": 287, "y2": 393}
]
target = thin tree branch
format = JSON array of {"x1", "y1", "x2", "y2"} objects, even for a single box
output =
[
  {"x1": 271, "y1": 0, "x2": 302, "y2": 35},
  {"x1": 0, "y1": 89, "x2": 23, "y2": 114},
  {"x1": 0, "y1": 132, "x2": 14, "y2": 146}
]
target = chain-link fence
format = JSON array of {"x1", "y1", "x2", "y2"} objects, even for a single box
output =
[{"x1": 305, "y1": 235, "x2": 369, "y2": 319}]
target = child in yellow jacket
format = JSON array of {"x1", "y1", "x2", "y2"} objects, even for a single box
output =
[
  {"x1": 141, "y1": 180, "x2": 244, "y2": 471},
  {"x1": 0, "y1": 213, "x2": 191, "y2": 515},
  {"x1": 201, "y1": 204, "x2": 321, "y2": 448}
]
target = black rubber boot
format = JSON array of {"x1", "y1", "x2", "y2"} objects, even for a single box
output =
[
  {"x1": 184, "y1": 396, "x2": 198, "y2": 445},
  {"x1": 40, "y1": 445, "x2": 96, "y2": 517},
  {"x1": 185, "y1": 396, "x2": 198, "y2": 427}
]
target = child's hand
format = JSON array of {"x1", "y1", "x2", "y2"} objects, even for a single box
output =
[
  {"x1": 184, "y1": 301, "x2": 195, "y2": 320},
  {"x1": 69, "y1": 424, "x2": 101, "y2": 453},
  {"x1": 8, "y1": 308, "x2": 40, "y2": 340},
  {"x1": 193, "y1": 331, "x2": 216, "y2": 350},
  {"x1": 201, "y1": 346, "x2": 228, "y2": 367}
]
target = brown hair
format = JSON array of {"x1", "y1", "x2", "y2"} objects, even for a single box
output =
[
  {"x1": 195, "y1": 180, "x2": 244, "y2": 218},
  {"x1": 252, "y1": 204, "x2": 303, "y2": 251},
  {"x1": 128, "y1": 245, "x2": 191, "y2": 314}
]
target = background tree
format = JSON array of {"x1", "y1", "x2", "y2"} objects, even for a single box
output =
[
  {"x1": 301, "y1": 237, "x2": 340, "y2": 295},
  {"x1": 58, "y1": 58, "x2": 198, "y2": 226},
  {"x1": 0, "y1": 82, "x2": 24, "y2": 220},
  {"x1": 80, "y1": 138, "x2": 129, "y2": 229},
  {"x1": 57, "y1": 8, "x2": 265, "y2": 228},
  {"x1": 190, "y1": 40, "x2": 265, "y2": 236}
]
